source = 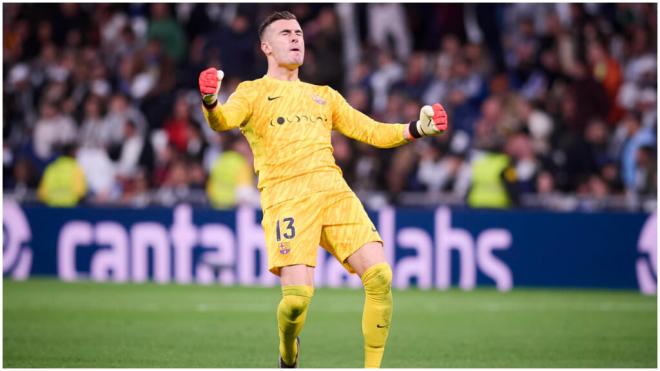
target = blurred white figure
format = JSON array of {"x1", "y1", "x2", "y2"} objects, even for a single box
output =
[
  {"x1": 370, "y1": 50, "x2": 404, "y2": 113},
  {"x1": 115, "y1": 120, "x2": 145, "y2": 179},
  {"x1": 76, "y1": 147, "x2": 118, "y2": 203},
  {"x1": 32, "y1": 100, "x2": 77, "y2": 161},
  {"x1": 335, "y1": 3, "x2": 361, "y2": 86},
  {"x1": 79, "y1": 96, "x2": 114, "y2": 149},
  {"x1": 367, "y1": 4, "x2": 411, "y2": 61}
]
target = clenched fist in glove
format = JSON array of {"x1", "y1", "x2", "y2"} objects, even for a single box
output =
[
  {"x1": 407, "y1": 103, "x2": 448, "y2": 139},
  {"x1": 198, "y1": 68, "x2": 224, "y2": 107}
]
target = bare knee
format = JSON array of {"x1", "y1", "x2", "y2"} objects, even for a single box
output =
[
  {"x1": 280, "y1": 264, "x2": 315, "y2": 286},
  {"x1": 347, "y1": 242, "x2": 386, "y2": 277}
]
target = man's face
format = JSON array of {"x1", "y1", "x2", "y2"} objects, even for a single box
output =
[{"x1": 262, "y1": 19, "x2": 304, "y2": 69}]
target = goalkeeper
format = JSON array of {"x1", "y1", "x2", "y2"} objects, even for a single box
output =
[{"x1": 199, "y1": 11, "x2": 448, "y2": 369}]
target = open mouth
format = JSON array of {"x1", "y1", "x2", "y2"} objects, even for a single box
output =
[{"x1": 290, "y1": 48, "x2": 301, "y2": 52}]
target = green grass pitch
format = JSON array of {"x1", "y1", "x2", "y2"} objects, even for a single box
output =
[{"x1": 3, "y1": 279, "x2": 656, "y2": 368}]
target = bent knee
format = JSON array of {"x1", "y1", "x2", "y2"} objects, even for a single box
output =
[
  {"x1": 280, "y1": 294, "x2": 311, "y2": 317},
  {"x1": 280, "y1": 285, "x2": 314, "y2": 318},
  {"x1": 362, "y1": 263, "x2": 392, "y2": 294}
]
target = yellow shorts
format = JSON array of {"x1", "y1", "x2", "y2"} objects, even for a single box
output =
[{"x1": 261, "y1": 190, "x2": 383, "y2": 276}]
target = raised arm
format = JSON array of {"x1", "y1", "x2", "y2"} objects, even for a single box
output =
[
  {"x1": 330, "y1": 88, "x2": 448, "y2": 148},
  {"x1": 199, "y1": 68, "x2": 252, "y2": 131}
]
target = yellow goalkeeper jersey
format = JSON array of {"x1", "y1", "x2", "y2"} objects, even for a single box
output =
[{"x1": 203, "y1": 75, "x2": 409, "y2": 209}]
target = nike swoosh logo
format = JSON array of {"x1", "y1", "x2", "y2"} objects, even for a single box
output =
[
  {"x1": 268, "y1": 96, "x2": 282, "y2": 101},
  {"x1": 376, "y1": 324, "x2": 388, "y2": 328}
]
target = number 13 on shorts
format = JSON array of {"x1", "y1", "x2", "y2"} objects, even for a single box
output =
[{"x1": 276, "y1": 217, "x2": 296, "y2": 241}]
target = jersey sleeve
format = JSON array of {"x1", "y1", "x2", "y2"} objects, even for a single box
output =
[
  {"x1": 329, "y1": 88, "x2": 410, "y2": 148},
  {"x1": 202, "y1": 81, "x2": 254, "y2": 131}
]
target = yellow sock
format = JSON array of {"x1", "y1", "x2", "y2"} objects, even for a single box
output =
[
  {"x1": 361, "y1": 263, "x2": 393, "y2": 368},
  {"x1": 277, "y1": 285, "x2": 314, "y2": 366}
]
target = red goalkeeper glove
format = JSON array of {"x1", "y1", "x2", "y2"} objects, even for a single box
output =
[
  {"x1": 198, "y1": 67, "x2": 224, "y2": 107},
  {"x1": 407, "y1": 103, "x2": 448, "y2": 139}
]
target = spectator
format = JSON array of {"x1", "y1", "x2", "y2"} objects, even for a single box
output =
[
  {"x1": 575, "y1": 174, "x2": 612, "y2": 212},
  {"x1": 562, "y1": 118, "x2": 612, "y2": 189},
  {"x1": 6, "y1": 156, "x2": 39, "y2": 202},
  {"x1": 188, "y1": 160, "x2": 207, "y2": 191},
  {"x1": 207, "y1": 135, "x2": 258, "y2": 209},
  {"x1": 79, "y1": 95, "x2": 113, "y2": 149},
  {"x1": 423, "y1": 55, "x2": 453, "y2": 108},
  {"x1": 37, "y1": 144, "x2": 87, "y2": 207},
  {"x1": 619, "y1": 113, "x2": 655, "y2": 194},
  {"x1": 115, "y1": 120, "x2": 145, "y2": 180},
  {"x1": 516, "y1": 97, "x2": 555, "y2": 156},
  {"x1": 32, "y1": 100, "x2": 78, "y2": 162},
  {"x1": 472, "y1": 96, "x2": 507, "y2": 150},
  {"x1": 304, "y1": 7, "x2": 344, "y2": 88},
  {"x1": 147, "y1": 4, "x2": 187, "y2": 64},
  {"x1": 535, "y1": 170, "x2": 556, "y2": 195},
  {"x1": 633, "y1": 145, "x2": 657, "y2": 196},
  {"x1": 467, "y1": 146, "x2": 518, "y2": 209},
  {"x1": 105, "y1": 93, "x2": 147, "y2": 145},
  {"x1": 154, "y1": 157, "x2": 191, "y2": 206},
  {"x1": 121, "y1": 167, "x2": 152, "y2": 207},
  {"x1": 184, "y1": 121, "x2": 208, "y2": 163},
  {"x1": 564, "y1": 60, "x2": 609, "y2": 134},
  {"x1": 505, "y1": 131, "x2": 540, "y2": 194},
  {"x1": 164, "y1": 94, "x2": 193, "y2": 153},
  {"x1": 393, "y1": 52, "x2": 432, "y2": 102},
  {"x1": 5, "y1": 63, "x2": 36, "y2": 149},
  {"x1": 370, "y1": 50, "x2": 405, "y2": 113},
  {"x1": 367, "y1": 4, "x2": 412, "y2": 61},
  {"x1": 587, "y1": 40, "x2": 624, "y2": 123},
  {"x1": 207, "y1": 13, "x2": 258, "y2": 81},
  {"x1": 138, "y1": 40, "x2": 179, "y2": 132},
  {"x1": 417, "y1": 141, "x2": 471, "y2": 198},
  {"x1": 386, "y1": 143, "x2": 417, "y2": 203},
  {"x1": 76, "y1": 146, "x2": 117, "y2": 204}
]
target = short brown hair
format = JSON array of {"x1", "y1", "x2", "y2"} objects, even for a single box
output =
[{"x1": 258, "y1": 11, "x2": 297, "y2": 40}]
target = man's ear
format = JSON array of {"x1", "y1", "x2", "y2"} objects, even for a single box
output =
[{"x1": 261, "y1": 41, "x2": 272, "y2": 56}]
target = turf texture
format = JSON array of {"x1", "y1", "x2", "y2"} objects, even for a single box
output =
[{"x1": 3, "y1": 279, "x2": 656, "y2": 368}]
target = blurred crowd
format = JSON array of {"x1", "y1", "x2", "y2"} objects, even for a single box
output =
[{"x1": 3, "y1": 3, "x2": 657, "y2": 210}]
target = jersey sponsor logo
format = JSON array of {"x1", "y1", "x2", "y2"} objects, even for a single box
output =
[
  {"x1": 269, "y1": 114, "x2": 328, "y2": 126},
  {"x1": 278, "y1": 241, "x2": 291, "y2": 255},
  {"x1": 311, "y1": 94, "x2": 326, "y2": 105},
  {"x1": 268, "y1": 96, "x2": 282, "y2": 101}
]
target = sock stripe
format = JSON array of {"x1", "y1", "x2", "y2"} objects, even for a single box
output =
[{"x1": 281, "y1": 285, "x2": 314, "y2": 298}]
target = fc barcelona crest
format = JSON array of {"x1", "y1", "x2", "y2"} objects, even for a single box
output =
[{"x1": 278, "y1": 242, "x2": 291, "y2": 254}]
